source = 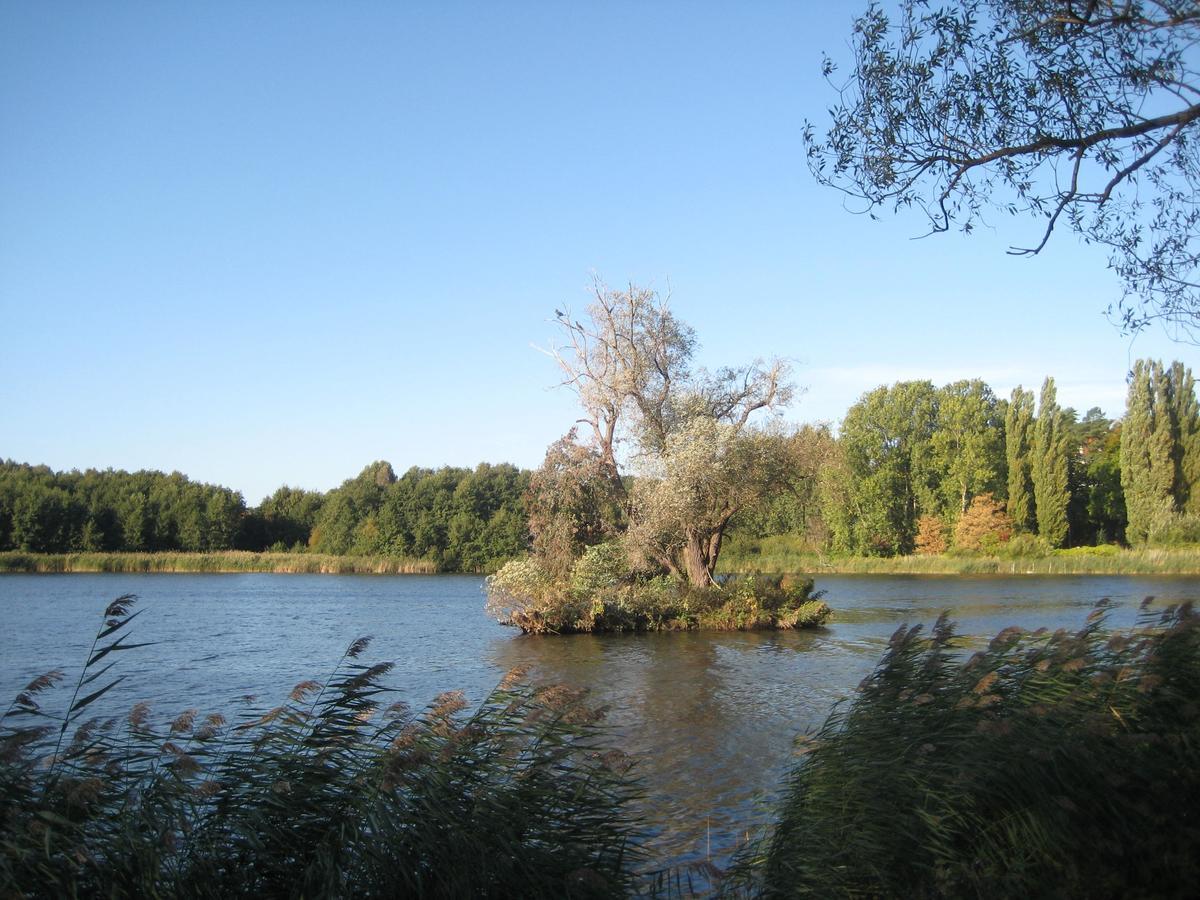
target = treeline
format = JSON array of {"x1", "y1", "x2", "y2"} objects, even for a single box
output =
[
  {"x1": 0, "y1": 460, "x2": 528, "y2": 573},
  {"x1": 732, "y1": 359, "x2": 1199, "y2": 556},
  {"x1": 3, "y1": 358, "x2": 1196, "y2": 566}
]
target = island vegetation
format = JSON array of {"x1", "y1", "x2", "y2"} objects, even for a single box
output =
[{"x1": 485, "y1": 282, "x2": 832, "y2": 633}]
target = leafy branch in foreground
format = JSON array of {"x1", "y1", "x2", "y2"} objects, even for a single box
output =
[
  {"x1": 808, "y1": 0, "x2": 1200, "y2": 338},
  {"x1": 0, "y1": 597, "x2": 644, "y2": 898},
  {"x1": 728, "y1": 600, "x2": 1200, "y2": 897}
]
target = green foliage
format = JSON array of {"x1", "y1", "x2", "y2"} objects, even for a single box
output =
[
  {"x1": 486, "y1": 556, "x2": 830, "y2": 635},
  {"x1": 0, "y1": 463, "x2": 247, "y2": 555},
  {"x1": 1032, "y1": 378, "x2": 1070, "y2": 548},
  {"x1": 1147, "y1": 510, "x2": 1200, "y2": 548},
  {"x1": 1000, "y1": 533, "x2": 1050, "y2": 559},
  {"x1": 727, "y1": 425, "x2": 836, "y2": 550},
  {"x1": 716, "y1": 534, "x2": 1200, "y2": 575},
  {"x1": 1005, "y1": 386, "x2": 1036, "y2": 533},
  {"x1": 1123, "y1": 360, "x2": 1200, "y2": 546},
  {"x1": 805, "y1": 0, "x2": 1200, "y2": 334},
  {"x1": 932, "y1": 379, "x2": 1003, "y2": 517},
  {"x1": 569, "y1": 541, "x2": 631, "y2": 599},
  {"x1": 0, "y1": 598, "x2": 644, "y2": 898},
  {"x1": 526, "y1": 432, "x2": 624, "y2": 578},
  {"x1": 729, "y1": 602, "x2": 1200, "y2": 898},
  {"x1": 836, "y1": 380, "x2": 940, "y2": 555},
  {"x1": 1069, "y1": 415, "x2": 1126, "y2": 545},
  {"x1": 0, "y1": 551, "x2": 439, "y2": 574}
]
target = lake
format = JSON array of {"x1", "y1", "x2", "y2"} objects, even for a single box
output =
[{"x1": 3, "y1": 572, "x2": 1199, "y2": 870}]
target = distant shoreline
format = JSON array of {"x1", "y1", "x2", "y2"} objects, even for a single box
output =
[
  {"x1": 718, "y1": 546, "x2": 1200, "y2": 577},
  {"x1": 5, "y1": 547, "x2": 1200, "y2": 577},
  {"x1": 0, "y1": 551, "x2": 441, "y2": 575}
]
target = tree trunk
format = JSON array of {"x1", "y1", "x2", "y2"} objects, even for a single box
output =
[{"x1": 682, "y1": 530, "x2": 714, "y2": 586}]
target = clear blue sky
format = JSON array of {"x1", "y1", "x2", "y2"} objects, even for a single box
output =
[{"x1": 1, "y1": 1, "x2": 1190, "y2": 504}]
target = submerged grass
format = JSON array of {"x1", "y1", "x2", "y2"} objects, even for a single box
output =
[
  {"x1": 727, "y1": 600, "x2": 1200, "y2": 898},
  {"x1": 719, "y1": 534, "x2": 1200, "y2": 576},
  {"x1": 0, "y1": 597, "x2": 644, "y2": 898},
  {"x1": 0, "y1": 551, "x2": 438, "y2": 575}
]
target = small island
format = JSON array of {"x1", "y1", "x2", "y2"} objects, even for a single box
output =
[{"x1": 485, "y1": 283, "x2": 833, "y2": 634}]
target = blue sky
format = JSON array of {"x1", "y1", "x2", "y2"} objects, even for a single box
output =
[{"x1": 1, "y1": 1, "x2": 1190, "y2": 504}]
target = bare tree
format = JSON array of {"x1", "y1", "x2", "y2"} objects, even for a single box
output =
[
  {"x1": 808, "y1": 0, "x2": 1200, "y2": 339},
  {"x1": 540, "y1": 280, "x2": 792, "y2": 585}
]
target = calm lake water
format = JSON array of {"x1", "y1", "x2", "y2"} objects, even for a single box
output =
[{"x1": 3, "y1": 572, "x2": 1199, "y2": 869}]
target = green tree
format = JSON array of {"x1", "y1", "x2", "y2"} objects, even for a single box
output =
[
  {"x1": 1032, "y1": 378, "x2": 1070, "y2": 547},
  {"x1": 807, "y1": 0, "x2": 1200, "y2": 334},
  {"x1": 525, "y1": 431, "x2": 623, "y2": 577},
  {"x1": 932, "y1": 379, "x2": 1004, "y2": 518},
  {"x1": 10, "y1": 485, "x2": 75, "y2": 552},
  {"x1": 838, "y1": 381, "x2": 939, "y2": 555},
  {"x1": 1122, "y1": 360, "x2": 1179, "y2": 543},
  {"x1": 1005, "y1": 387, "x2": 1036, "y2": 533},
  {"x1": 1063, "y1": 409, "x2": 1126, "y2": 545},
  {"x1": 1165, "y1": 361, "x2": 1200, "y2": 513}
]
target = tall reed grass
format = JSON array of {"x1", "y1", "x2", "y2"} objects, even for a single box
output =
[
  {"x1": 0, "y1": 551, "x2": 439, "y2": 575},
  {"x1": 0, "y1": 597, "x2": 643, "y2": 898},
  {"x1": 727, "y1": 600, "x2": 1200, "y2": 897}
]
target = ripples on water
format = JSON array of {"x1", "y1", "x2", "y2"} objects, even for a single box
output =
[{"x1": 2, "y1": 572, "x2": 1199, "y2": 870}]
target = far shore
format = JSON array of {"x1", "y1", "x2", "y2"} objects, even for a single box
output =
[
  {"x1": 718, "y1": 545, "x2": 1200, "y2": 577},
  {"x1": 4, "y1": 546, "x2": 1200, "y2": 577},
  {"x1": 0, "y1": 551, "x2": 440, "y2": 575}
]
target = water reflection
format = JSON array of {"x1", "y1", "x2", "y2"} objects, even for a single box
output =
[
  {"x1": 3, "y1": 572, "x2": 1199, "y2": 871},
  {"x1": 490, "y1": 627, "x2": 869, "y2": 867}
]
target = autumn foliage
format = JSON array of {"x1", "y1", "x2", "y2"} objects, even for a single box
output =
[
  {"x1": 953, "y1": 493, "x2": 1013, "y2": 553},
  {"x1": 914, "y1": 515, "x2": 947, "y2": 555}
]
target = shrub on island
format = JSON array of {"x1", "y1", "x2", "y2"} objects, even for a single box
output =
[{"x1": 485, "y1": 543, "x2": 831, "y2": 635}]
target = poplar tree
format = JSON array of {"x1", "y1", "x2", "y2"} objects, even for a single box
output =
[
  {"x1": 1005, "y1": 387, "x2": 1036, "y2": 533},
  {"x1": 1121, "y1": 361, "x2": 1175, "y2": 543},
  {"x1": 1032, "y1": 377, "x2": 1070, "y2": 547},
  {"x1": 1166, "y1": 361, "x2": 1200, "y2": 514}
]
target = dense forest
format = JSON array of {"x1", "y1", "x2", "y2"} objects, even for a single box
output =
[
  {"x1": 0, "y1": 460, "x2": 527, "y2": 572},
  {"x1": 736, "y1": 360, "x2": 1198, "y2": 556},
  {"x1": 2, "y1": 359, "x2": 1196, "y2": 567}
]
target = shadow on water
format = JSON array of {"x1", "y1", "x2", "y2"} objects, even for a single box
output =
[{"x1": 490, "y1": 627, "x2": 864, "y2": 868}]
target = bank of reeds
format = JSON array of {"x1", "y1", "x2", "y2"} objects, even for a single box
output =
[
  {"x1": 0, "y1": 551, "x2": 438, "y2": 575},
  {"x1": 0, "y1": 597, "x2": 643, "y2": 898},
  {"x1": 727, "y1": 600, "x2": 1200, "y2": 897},
  {"x1": 719, "y1": 534, "x2": 1200, "y2": 576}
]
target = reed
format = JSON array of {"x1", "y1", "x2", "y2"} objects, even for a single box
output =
[
  {"x1": 718, "y1": 535, "x2": 1200, "y2": 576},
  {"x1": 727, "y1": 601, "x2": 1200, "y2": 897},
  {"x1": 0, "y1": 551, "x2": 439, "y2": 575},
  {"x1": 0, "y1": 598, "x2": 644, "y2": 898}
]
